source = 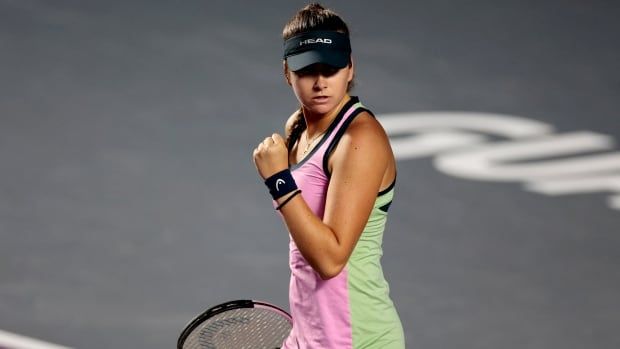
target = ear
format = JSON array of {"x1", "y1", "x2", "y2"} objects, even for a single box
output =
[
  {"x1": 347, "y1": 57, "x2": 355, "y2": 83},
  {"x1": 283, "y1": 60, "x2": 291, "y2": 85}
]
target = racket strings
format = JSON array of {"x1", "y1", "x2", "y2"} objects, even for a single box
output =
[{"x1": 182, "y1": 308, "x2": 291, "y2": 349}]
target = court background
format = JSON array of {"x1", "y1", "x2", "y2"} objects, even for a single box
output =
[{"x1": 1, "y1": 0, "x2": 619, "y2": 348}]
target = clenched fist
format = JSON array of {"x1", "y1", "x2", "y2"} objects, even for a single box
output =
[{"x1": 252, "y1": 133, "x2": 289, "y2": 180}]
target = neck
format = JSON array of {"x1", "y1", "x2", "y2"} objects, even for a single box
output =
[{"x1": 303, "y1": 95, "x2": 351, "y2": 138}]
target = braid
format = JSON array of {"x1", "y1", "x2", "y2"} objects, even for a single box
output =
[{"x1": 287, "y1": 108, "x2": 306, "y2": 152}]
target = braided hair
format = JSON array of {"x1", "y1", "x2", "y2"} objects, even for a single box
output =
[{"x1": 282, "y1": 3, "x2": 354, "y2": 151}]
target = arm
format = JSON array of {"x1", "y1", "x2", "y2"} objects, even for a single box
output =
[
  {"x1": 280, "y1": 113, "x2": 389, "y2": 279},
  {"x1": 254, "y1": 113, "x2": 391, "y2": 279}
]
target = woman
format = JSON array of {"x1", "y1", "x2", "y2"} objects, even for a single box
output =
[{"x1": 252, "y1": 3, "x2": 405, "y2": 348}]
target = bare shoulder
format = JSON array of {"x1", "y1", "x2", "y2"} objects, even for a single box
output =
[
  {"x1": 328, "y1": 110, "x2": 393, "y2": 173},
  {"x1": 341, "y1": 111, "x2": 391, "y2": 151}
]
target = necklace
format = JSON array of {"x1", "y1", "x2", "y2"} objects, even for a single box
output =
[{"x1": 303, "y1": 129, "x2": 327, "y2": 155}]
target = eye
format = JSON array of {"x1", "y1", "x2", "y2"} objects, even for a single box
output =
[
  {"x1": 320, "y1": 66, "x2": 339, "y2": 77},
  {"x1": 294, "y1": 65, "x2": 321, "y2": 77},
  {"x1": 294, "y1": 68, "x2": 314, "y2": 77},
  {"x1": 294, "y1": 64, "x2": 340, "y2": 78}
]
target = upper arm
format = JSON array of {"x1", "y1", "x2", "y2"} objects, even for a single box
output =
[{"x1": 322, "y1": 113, "x2": 392, "y2": 264}]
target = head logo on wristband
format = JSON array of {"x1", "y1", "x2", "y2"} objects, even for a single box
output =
[
  {"x1": 275, "y1": 178, "x2": 286, "y2": 192},
  {"x1": 265, "y1": 169, "x2": 298, "y2": 200}
]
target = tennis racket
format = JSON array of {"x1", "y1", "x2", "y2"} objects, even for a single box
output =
[{"x1": 177, "y1": 299, "x2": 293, "y2": 349}]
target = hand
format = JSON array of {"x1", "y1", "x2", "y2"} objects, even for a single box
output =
[{"x1": 252, "y1": 133, "x2": 289, "y2": 180}]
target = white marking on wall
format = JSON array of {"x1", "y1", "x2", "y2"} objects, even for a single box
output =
[
  {"x1": 0, "y1": 329, "x2": 72, "y2": 349},
  {"x1": 609, "y1": 195, "x2": 620, "y2": 210},
  {"x1": 524, "y1": 174, "x2": 620, "y2": 195},
  {"x1": 435, "y1": 132, "x2": 620, "y2": 181},
  {"x1": 379, "y1": 111, "x2": 620, "y2": 211}
]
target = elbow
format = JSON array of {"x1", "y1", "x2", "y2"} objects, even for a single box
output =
[{"x1": 316, "y1": 262, "x2": 346, "y2": 280}]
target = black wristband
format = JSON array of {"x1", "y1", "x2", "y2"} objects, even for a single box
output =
[
  {"x1": 264, "y1": 169, "x2": 298, "y2": 200},
  {"x1": 276, "y1": 189, "x2": 302, "y2": 210}
]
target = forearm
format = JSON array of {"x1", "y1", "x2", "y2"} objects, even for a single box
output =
[{"x1": 275, "y1": 192, "x2": 345, "y2": 279}]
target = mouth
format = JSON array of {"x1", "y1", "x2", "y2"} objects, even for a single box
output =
[{"x1": 312, "y1": 95, "x2": 330, "y2": 103}]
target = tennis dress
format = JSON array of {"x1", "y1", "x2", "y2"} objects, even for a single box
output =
[{"x1": 281, "y1": 97, "x2": 405, "y2": 349}]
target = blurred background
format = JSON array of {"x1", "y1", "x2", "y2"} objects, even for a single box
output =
[{"x1": 1, "y1": 0, "x2": 619, "y2": 348}]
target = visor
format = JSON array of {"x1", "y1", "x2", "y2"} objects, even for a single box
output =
[{"x1": 283, "y1": 30, "x2": 351, "y2": 72}]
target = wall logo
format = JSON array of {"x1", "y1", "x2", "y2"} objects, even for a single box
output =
[{"x1": 379, "y1": 112, "x2": 620, "y2": 211}]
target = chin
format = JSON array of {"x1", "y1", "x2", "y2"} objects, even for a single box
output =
[{"x1": 308, "y1": 102, "x2": 337, "y2": 115}]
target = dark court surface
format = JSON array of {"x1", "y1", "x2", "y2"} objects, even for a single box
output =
[{"x1": 1, "y1": 0, "x2": 619, "y2": 348}]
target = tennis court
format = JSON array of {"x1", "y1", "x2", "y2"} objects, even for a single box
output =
[{"x1": 1, "y1": 1, "x2": 619, "y2": 348}]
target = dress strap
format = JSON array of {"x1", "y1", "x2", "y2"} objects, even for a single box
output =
[{"x1": 321, "y1": 102, "x2": 372, "y2": 177}]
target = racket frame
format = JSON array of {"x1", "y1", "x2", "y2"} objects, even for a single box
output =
[{"x1": 177, "y1": 299, "x2": 292, "y2": 349}]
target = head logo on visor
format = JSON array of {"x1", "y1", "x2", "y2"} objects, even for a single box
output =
[{"x1": 283, "y1": 31, "x2": 351, "y2": 72}]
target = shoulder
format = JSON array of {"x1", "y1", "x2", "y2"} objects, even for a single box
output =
[
  {"x1": 328, "y1": 109, "x2": 392, "y2": 171},
  {"x1": 341, "y1": 110, "x2": 391, "y2": 151}
]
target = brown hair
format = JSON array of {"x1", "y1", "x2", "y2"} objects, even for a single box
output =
[
  {"x1": 283, "y1": 3, "x2": 350, "y2": 40},
  {"x1": 283, "y1": 3, "x2": 354, "y2": 151}
]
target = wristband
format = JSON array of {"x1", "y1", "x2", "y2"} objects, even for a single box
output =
[
  {"x1": 264, "y1": 169, "x2": 298, "y2": 200},
  {"x1": 276, "y1": 189, "x2": 302, "y2": 210}
]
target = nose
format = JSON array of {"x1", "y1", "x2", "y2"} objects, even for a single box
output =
[{"x1": 313, "y1": 74, "x2": 327, "y2": 90}]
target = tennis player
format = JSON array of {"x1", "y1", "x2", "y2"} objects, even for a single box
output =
[{"x1": 252, "y1": 3, "x2": 405, "y2": 348}]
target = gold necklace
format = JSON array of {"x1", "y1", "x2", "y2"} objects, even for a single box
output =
[
  {"x1": 300, "y1": 95, "x2": 348, "y2": 155},
  {"x1": 303, "y1": 129, "x2": 327, "y2": 155}
]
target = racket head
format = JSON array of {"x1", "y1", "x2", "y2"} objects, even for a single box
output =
[{"x1": 177, "y1": 299, "x2": 292, "y2": 349}]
